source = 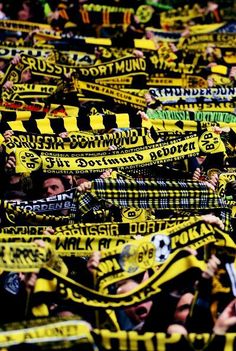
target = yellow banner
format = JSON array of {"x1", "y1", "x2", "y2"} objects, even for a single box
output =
[{"x1": 14, "y1": 136, "x2": 200, "y2": 173}]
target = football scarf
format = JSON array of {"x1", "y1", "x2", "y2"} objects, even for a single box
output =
[
  {"x1": 92, "y1": 329, "x2": 234, "y2": 351},
  {"x1": 4, "y1": 188, "x2": 77, "y2": 215},
  {"x1": 95, "y1": 219, "x2": 235, "y2": 292},
  {"x1": 95, "y1": 218, "x2": 213, "y2": 291},
  {"x1": 2, "y1": 112, "x2": 149, "y2": 134},
  {"x1": 0, "y1": 20, "x2": 51, "y2": 33},
  {"x1": 32, "y1": 249, "x2": 206, "y2": 311},
  {"x1": 0, "y1": 226, "x2": 47, "y2": 235},
  {"x1": 0, "y1": 201, "x2": 72, "y2": 227},
  {"x1": 13, "y1": 131, "x2": 225, "y2": 174},
  {"x1": 53, "y1": 50, "x2": 96, "y2": 67},
  {"x1": 0, "y1": 44, "x2": 96, "y2": 66},
  {"x1": 149, "y1": 118, "x2": 236, "y2": 135},
  {"x1": 218, "y1": 173, "x2": 236, "y2": 215},
  {"x1": 0, "y1": 46, "x2": 52, "y2": 60},
  {"x1": 147, "y1": 74, "x2": 208, "y2": 88},
  {"x1": 86, "y1": 178, "x2": 226, "y2": 212},
  {"x1": 76, "y1": 56, "x2": 148, "y2": 81},
  {"x1": 4, "y1": 129, "x2": 153, "y2": 155},
  {"x1": 0, "y1": 318, "x2": 94, "y2": 349},
  {"x1": 0, "y1": 321, "x2": 234, "y2": 351},
  {"x1": 156, "y1": 100, "x2": 236, "y2": 113},
  {"x1": 0, "y1": 242, "x2": 54, "y2": 272},
  {"x1": 179, "y1": 33, "x2": 236, "y2": 50},
  {"x1": 57, "y1": 4, "x2": 134, "y2": 26},
  {"x1": 2, "y1": 216, "x2": 229, "y2": 259},
  {"x1": 42, "y1": 36, "x2": 158, "y2": 51},
  {"x1": 53, "y1": 216, "x2": 193, "y2": 237},
  {"x1": 1, "y1": 55, "x2": 75, "y2": 86},
  {"x1": 2, "y1": 53, "x2": 149, "y2": 86},
  {"x1": 146, "y1": 110, "x2": 236, "y2": 123},
  {"x1": 74, "y1": 80, "x2": 147, "y2": 110},
  {"x1": 0, "y1": 99, "x2": 79, "y2": 117},
  {"x1": 160, "y1": 5, "x2": 210, "y2": 30},
  {"x1": 149, "y1": 87, "x2": 236, "y2": 99},
  {"x1": 2, "y1": 84, "x2": 57, "y2": 101}
]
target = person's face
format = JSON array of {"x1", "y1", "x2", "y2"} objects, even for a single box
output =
[
  {"x1": 207, "y1": 76, "x2": 215, "y2": 87},
  {"x1": 145, "y1": 30, "x2": 154, "y2": 39},
  {"x1": 116, "y1": 272, "x2": 153, "y2": 325},
  {"x1": 17, "y1": 3, "x2": 32, "y2": 21},
  {"x1": 42, "y1": 178, "x2": 66, "y2": 197},
  {"x1": 21, "y1": 68, "x2": 32, "y2": 82},
  {"x1": 174, "y1": 292, "x2": 194, "y2": 324},
  {"x1": 0, "y1": 59, "x2": 6, "y2": 71}
]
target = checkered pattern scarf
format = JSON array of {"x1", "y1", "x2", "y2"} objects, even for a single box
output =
[{"x1": 89, "y1": 178, "x2": 226, "y2": 210}]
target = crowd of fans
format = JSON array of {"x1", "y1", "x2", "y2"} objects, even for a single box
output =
[{"x1": 0, "y1": 0, "x2": 235, "y2": 350}]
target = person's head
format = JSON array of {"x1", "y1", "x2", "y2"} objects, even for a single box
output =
[
  {"x1": 0, "y1": 58, "x2": 7, "y2": 71},
  {"x1": 173, "y1": 292, "x2": 194, "y2": 324},
  {"x1": 20, "y1": 68, "x2": 32, "y2": 83},
  {"x1": 40, "y1": 174, "x2": 71, "y2": 198},
  {"x1": 7, "y1": 0, "x2": 44, "y2": 22},
  {"x1": 145, "y1": 30, "x2": 154, "y2": 40},
  {"x1": 3, "y1": 190, "x2": 27, "y2": 202},
  {"x1": 116, "y1": 271, "x2": 153, "y2": 325},
  {"x1": 17, "y1": 1, "x2": 32, "y2": 21}
]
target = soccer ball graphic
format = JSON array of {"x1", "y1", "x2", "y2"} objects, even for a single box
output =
[{"x1": 151, "y1": 234, "x2": 171, "y2": 263}]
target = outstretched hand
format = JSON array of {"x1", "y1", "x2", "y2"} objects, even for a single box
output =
[{"x1": 213, "y1": 299, "x2": 236, "y2": 335}]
